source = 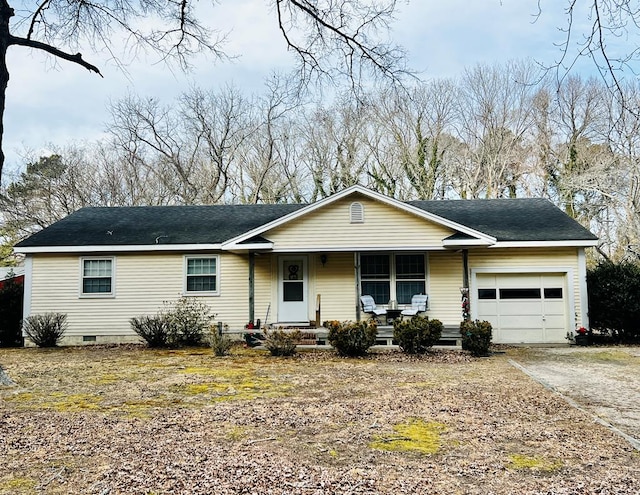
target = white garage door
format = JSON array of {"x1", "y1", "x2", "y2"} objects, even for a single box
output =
[{"x1": 475, "y1": 273, "x2": 568, "y2": 344}]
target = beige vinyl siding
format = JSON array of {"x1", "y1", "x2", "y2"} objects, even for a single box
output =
[
  {"x1": 469, "y1": 247, "x2": 581, "y2": 319},
  {"x1": 314, "y1": 252, "x2": 358, "y2": 322},
  {"x1": 29, "y1": 252, "x2": 253, "y2": 339},
  {"x1": 427, "y1": 251, "x2": 465, "y2": 326},
  {"x1": 266, "y1": 195, "x2": 453, "y2": 250}
]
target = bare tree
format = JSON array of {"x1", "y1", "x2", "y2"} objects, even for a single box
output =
[
  {"x1": 0, "y1": 0, "x2": 408, "y2": 183},
  {"x1": 368, "y1": 80, "x2": 456, "y2": 200},
  {"x1": 274, "y1": 0, "x2": 408, "y2": 89},
  {"x1": 537, "y1": 1, "x2": 640, "y2": 105},
  {"x1": 107, "y1": 87, "x2": 253, "y2": 205},
  {"x1": 601, "y1": 81, "x2": 640, "y2": 259},
  {"x1": 233, "y1": 75, "x2": 304, "y2": 204},
  {"x1": 452, "y1": 61, "x2": 539, "y2": 199},
  {"x1": 299, "y1": 94, "x2": 372, "y2": 201},
  {"x1": 548, "y1": 75, "x2": 608, "y2": 218}
]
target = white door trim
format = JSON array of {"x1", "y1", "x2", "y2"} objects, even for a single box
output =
[{"x1": 277, "y1": 255, "x2": 309, "y2": 323}]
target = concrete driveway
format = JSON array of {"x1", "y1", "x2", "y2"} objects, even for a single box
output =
[{"x1": 510, "y1": 346, "x2": 640, "y2": 449}]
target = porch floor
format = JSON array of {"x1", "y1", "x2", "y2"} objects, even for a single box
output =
[{"x1": 264, "y1": 324, "x2": 462, "y2": 347}]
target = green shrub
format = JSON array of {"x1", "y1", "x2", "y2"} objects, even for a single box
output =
[
  {"x1": 393, "y1": 315, "x2": 443, "y2": 354},
  {"x1": 130, "y1": 315, "x2": 170, "y2": 348},
  {"x1": 208, "y1": 325, "x2": 233, "y2": 356},
  {"x1": 587, "y1": 261, "x2": 640, "y2": 342},
  {"x1": 325, "y1": 319, "x2": 377, "y2": 357},
  {"x1": 460, "y1": 319, "x2": 492, "y2": 357},
  {"x1": 264, "y1": 327, "x2": 301, "y2": 356},
  {"x1": 0, "y1": 275, "x2": 23, "y2": 347},
  {"x1": 163, "y1": 297, "x2": 214, "y2": 347},
  {"x1": 23, "y1": 312, "x2": 67, "y2": 347}
]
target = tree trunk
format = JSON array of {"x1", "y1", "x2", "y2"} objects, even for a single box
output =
[{"x1": 0, "y1": 0, "x2": 12, "y2": 181}]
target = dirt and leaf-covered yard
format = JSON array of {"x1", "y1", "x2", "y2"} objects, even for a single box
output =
[{"x1": 0, "y1": 345, "x2": 638, "y2": 495}]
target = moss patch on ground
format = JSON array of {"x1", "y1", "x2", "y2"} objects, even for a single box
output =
[
  {"x1": 507, "y1": 454, "x2": 563, "y2": 472},
  {"x1": 369, "y1": 418, "x2": 446, "y2": 455}
]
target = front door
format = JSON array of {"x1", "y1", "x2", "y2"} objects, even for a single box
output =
[{"x1": 278, "y1": 256, "x2": 308, "y2": 323}]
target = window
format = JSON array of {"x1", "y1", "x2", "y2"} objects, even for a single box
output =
[
  {"x1": 185, "y1": 256, "x2": 218, "y2": 293},
  {"x1": 395, "y1": 254, "x2": 426, "y2": 304},
  {"x1": 360, "y1": 254, "x2": 390, "y2": 304},
  {"x1": 544, "y1": 288, "x2": 563, "y2": 299},
  {"x1": 478, "y1": 288, "x2": 497, "y2": 300},
  {"x1": 360, "y1": 253, "x2": 426, "y2": 305},
  {"x1": 81, "y1": 258, "x2": 113, "y2": 296},
  {"x1": 499, "y1": 288, "x2": 541, "y2": 299}
]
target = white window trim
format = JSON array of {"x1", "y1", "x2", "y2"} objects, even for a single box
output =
[
  {"x1": 79, "y1": 256, "x2": 116, "y2": 298},
  {"x1": 360, "y1": 252, "x2": 428, "y2": 306},
  {"x1": 183, "y1": 255, "x2": 220, "y2": 296}
]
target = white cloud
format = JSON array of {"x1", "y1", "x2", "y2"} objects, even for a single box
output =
[{"x1": 1, "y1": 0, "x2": 606, "y2": 171}]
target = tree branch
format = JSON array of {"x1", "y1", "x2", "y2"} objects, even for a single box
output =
[{"x1": 8, "y1": 36, "x2": 103, "y2": 76}]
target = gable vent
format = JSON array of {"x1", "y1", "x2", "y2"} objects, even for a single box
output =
[{"x1": 350, "y1": 202, "x2": 364, "y2": 223}]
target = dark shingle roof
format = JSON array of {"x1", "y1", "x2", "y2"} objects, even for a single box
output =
[
  {"x1": 15, "y1": 204, "x2": 306, "y2": 247},
  {"x1": 15, "y1": 196, "x2": 597, "y2": 249},
  {"x1": 408, "y1": 198, "x2": 597, "y2": 242}
]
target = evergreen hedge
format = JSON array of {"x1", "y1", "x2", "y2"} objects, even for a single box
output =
[{"x1": 587, "y1": 261, "x2": 640, "y2": 342}]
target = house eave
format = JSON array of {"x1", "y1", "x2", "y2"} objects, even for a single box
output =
[
  {"x1": 442, "y1": 239, "x2": 494, "y2": 248},
  {"x1": 223, "y1": 242, "x2": 275, "y2": 252},
  {"x1": 14, "y1": 243, "x2": 224, "y2": 254},
  {"x1": 490, "y1": 240, "x2": 599, "y2": 248},
  {"x1": 266, "y1": 244, "x2": 449, "y2": 253}
]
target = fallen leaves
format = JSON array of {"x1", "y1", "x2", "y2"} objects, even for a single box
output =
[{"x1": 0, "y1": 345, "x2": 638, "y2": 494}]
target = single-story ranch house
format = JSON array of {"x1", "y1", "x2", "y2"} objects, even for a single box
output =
[{"x1": 14, "y1": 185, "x2": 598, "y2": 346}]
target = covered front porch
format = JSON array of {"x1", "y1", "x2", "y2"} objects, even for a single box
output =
[{"x1": 243, "y1": 248, "x2": 470, "y2": 347}]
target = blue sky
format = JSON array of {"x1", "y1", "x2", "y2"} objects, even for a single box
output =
[{"x1": 3, "y1": 0, "x2": 597, "y2": 174}]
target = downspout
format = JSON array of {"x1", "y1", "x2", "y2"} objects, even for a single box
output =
[{"x1": 248, "y1": 252, "x2": 255, "y2": 324}]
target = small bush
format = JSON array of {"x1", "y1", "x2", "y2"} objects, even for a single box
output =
[
  {"x1": 23, "y1": 313, "x2": 67, "y2": 347},
  {"x1": 325, "y1": 319, "x2": 377, "y2": 357},
  {"x1": 130, "y1": 315, "x2": 170, "y2": 348},
  {"x1": 209, "y1": 325, "x2": 233, "y2": 356},
  {"x1": 263, "y1": 327, "x2": 301, "y2": 356},
  {"x1": 460, "y1": 319, "x2": 492, "y2": 357},
  {"x1": 393, "y1": 315, "x2": 443, "y2": 354},
  {"x1": 163, "y1": 297, "x2": 214, "y2": 347}
]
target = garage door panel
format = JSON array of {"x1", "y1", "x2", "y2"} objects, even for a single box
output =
[
  {"x1": 496, "y1": 274, "x2": 541, "y2": 288},
  {"x1": 499, "y1": 301, "x2": 542, "y2": 316},
  {"x1": 499, "y1": 328, "x2": 546, "y2": 344},
  {"x1": 544, "y1": 301, "x2": 565, "y2": 316},
  {"x1": 545, "y1": 328, "x2": 568, "y2": 342},
  {"x1": 477, "y1": 301, "x2": 497, "y2": 316},
  {"x1": 500, "y1": 315, "x2": 542, "y2": 328},
  {"x1": 542, "y1": 274, "x2": 565, "y2": 285}
]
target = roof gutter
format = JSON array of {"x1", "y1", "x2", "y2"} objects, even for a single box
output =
[{"x1": 14, "y1": 243, "x2": 224, "y2": 254}]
